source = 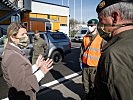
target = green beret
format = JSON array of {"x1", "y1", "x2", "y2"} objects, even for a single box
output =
[
  {"x1": 87, "y1": 19, "x2": 98, "y2": 26},
  {"x1": 96, "y1": 0, "x2": 133, "y2": 14}
]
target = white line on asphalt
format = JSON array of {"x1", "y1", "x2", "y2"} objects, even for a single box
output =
[
  {"x1": 40, "y1": 71, "x2": 82, "y2": 90},
  {"x1": 2, "y1": 71, "x2": 82, "y2": 100},
  {"x1": 2, "y1": 98, "x2": 9, "y2": 100},
  {"x1": 71, "y1": 47, "x2": 80, "y2": 49}
]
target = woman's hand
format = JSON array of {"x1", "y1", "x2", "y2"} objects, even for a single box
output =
[
  {"x1": 40, "y1": 58, "x2": 53, "y2": 74},
  {"x1": 35, "y1": 55, "x2": 44, "y2": 68}
]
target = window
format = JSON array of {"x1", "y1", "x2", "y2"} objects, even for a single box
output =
[
  {"x1": 40, "y1": 34, "x2": 45, "y2": 40},
  {"x1": 81, "y1": 30, "x2": 87, "y2": 34},
  {"x1": 11, "y1": 15, "x2": 20, "y2": 22},
  {"x1": 50, "y1": 33, "x2": 67, "y2": 40},
  {"x1": 28, "y1": 34, "x2": 34, "y2": 44},
  {"x1": 59, "y1": 16, "x2": 67, "y2": 24},
  {"x1": 45, "y1": 22, "x2": 51, "y2": 31},
  {"x1": 0, "y1": 35, "x2": 7, "y2": 45},
  {"x1": 60, "y1": 24, "x2": 67, "y2": 26},
  {"x1": 28, "y1": 33, "x2": 45, "y2": 44}
]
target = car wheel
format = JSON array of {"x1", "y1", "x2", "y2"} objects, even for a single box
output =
[{"x1": 51, "y1": 51, "x2": 62, "y2": 64}]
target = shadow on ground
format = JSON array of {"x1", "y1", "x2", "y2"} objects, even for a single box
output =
[{"x1": 38, "y1": 69, "x2": 84, "y2": 100}]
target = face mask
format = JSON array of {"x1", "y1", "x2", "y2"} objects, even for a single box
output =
[
  {"x1": 97, "y1": 22, "x2": 133, "y2": 41},
  {"x1": 88, "y1": 26, "x2": 96, "y2": 33},
  {"x1": 17, "y1": 36, "x2": 29, "y2": 49},
  {"x1": 97, "y1": 22, "x2": 112, "y2": 41}
]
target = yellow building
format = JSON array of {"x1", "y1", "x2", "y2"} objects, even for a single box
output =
[
  {"x1": 0, "y1": 0, "x2": 69, "y2": 36},
  {"x1": 22, "y1": 0, "x2": 69, "y2": 35}
]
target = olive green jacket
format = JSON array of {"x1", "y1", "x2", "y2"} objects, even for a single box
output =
[
  {"x1": 32, "y1": 37, "x2": 47, "y2": 57},
  {"x1": 95, "y1": 29, "x2": 133, "y2": 100}
]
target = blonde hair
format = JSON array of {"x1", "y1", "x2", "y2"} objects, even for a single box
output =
[{"x1": 7, "y1": 22, "x2": 26, "y2": 40}]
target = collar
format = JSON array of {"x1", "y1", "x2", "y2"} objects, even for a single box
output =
[
  {"x1": 6, "y1": 42, "x2": 25, "y2": 56},
  {"x1": 102, "y1": 29, "x2": 133, "y2": 51},
  {"x1": 116, "y1": 29, "x2": 133, "y2": 38},
  {"x1": 9, "y1": 42, "x2": 21, "y2": 50}
]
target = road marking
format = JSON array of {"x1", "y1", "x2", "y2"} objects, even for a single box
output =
[
  {"x1": 40, "y1": 71, "x2": 82, "y2": 90},
  {"x1": 74, "y1": 47, "x2": 80, "y2": 48},
  {"x1": 2, "y1": 98, "x2": 9, "y2": 100},
  {"x1": 2, "y1": 71, "x2": 82, "y2": 100},
  {"x1": 71, "y1": 47, "x2": 80, "y2": 49}
]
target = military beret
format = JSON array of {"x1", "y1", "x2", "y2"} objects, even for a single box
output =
[
  {"x1": 87, "y1": 19, "x2": 98, "y2": 26},
  {"x1": 96, "y1": 0, "x2": 133, "y2": 14}
]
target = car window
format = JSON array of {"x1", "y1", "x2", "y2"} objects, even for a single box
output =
[
  {"x1": 28, "y1": 33, "x2": 46, "y2": 44},
  {"x1": 40, "y1": 34, "x2": 46, "y2": 40},
  {"x1": 28, "y1": 34, "x2": 34, "y2": 44},
  {"x1": 50, "y1": 33, "x2": 67, "y2": 40},
  {"x1": 0, "y1": 35, "x2": 7, "y2": 45},
  {"x1": 81, "y1": 30, "x2": 87, "y2": 34}
]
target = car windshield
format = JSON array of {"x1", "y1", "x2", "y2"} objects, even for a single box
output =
[
  {"x1": 0, "y1": 35, "x2": 7, "y2": 45},
  {"x1": 50, "y1": 33, "x2": 67, "y2": 40},
  {"x1": 28, "y1": 33, "x2": 46, "y2": 44},
  {"x1": 76, "y1": 29, "x2": 88, "y2": 35},
  {"x1": 81, "y1": 30, "x2": 87, "y2": 34},
  {"x1": 28, "y1": 34, "x2": 34, "y2": 44}
]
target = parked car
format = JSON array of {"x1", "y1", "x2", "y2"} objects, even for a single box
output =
[
  {"x1": 0, "y1": 35, "x2": 7, "y2": 59},
  {"x1": 73, "y1": 26, "x2": 88, "y2": 42},
  {"x1": 28, "y1": 31, "x2": 71, "y2": 64},
  {"x1": 0, "y1": 31, "x2": 71, "y2": 64}
]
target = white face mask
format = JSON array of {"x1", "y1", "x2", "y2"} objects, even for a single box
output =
[{"x1": 88, "y1": 26, "x2": 96, "y2": 33}]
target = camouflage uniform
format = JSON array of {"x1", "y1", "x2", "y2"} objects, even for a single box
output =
[{"x1": 32, "y1": 37, "x2": 47, "y2": 64}]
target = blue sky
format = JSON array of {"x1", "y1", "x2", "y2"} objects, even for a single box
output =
[{"x1": 38, "y1": 0, "x2": 101, "y2": 23}]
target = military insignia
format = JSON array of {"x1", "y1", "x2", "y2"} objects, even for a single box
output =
[{"x1": 99, "y1": 1, "x2": 105, "y2": 8}]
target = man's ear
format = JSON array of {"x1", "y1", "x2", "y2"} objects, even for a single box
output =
[{"x1": 111, "y1": 12, "x2": 119, "y2": 25}]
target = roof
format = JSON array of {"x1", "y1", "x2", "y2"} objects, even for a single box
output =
[
  {"x1": 30, "y1": 18, "x2": 50, "y2": 22},
  {"x1": 32, "y1": 0, "x2": 69, "y2": 8}
]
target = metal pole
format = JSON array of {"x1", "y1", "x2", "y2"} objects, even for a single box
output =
[
  {"x1": 81, "y1": 0, "x2": 82, "y2": 24},
  {"x1": 67, "y1": 0, "x2": 69, "y2": 7},
  {"x1": 62, "y1": 0, "x2": 64, "y2": 5},
  {"x1": 74, "y1": 0, "x2": 75, "y2": 22}
]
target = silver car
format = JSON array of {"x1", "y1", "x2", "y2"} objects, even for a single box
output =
[
  {"x1": 73, "y1": 27, "x2": 88, "y2": 42},
  {"x1": 27, "y1": 31, "x2": 71, "y2": 64}
]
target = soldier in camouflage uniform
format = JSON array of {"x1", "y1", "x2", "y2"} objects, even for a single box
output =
[{"x1": 32, "y1": 30, "x2": 47, "y2": 64}]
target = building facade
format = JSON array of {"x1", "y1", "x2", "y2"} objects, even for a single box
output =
[
  {"x1": 0, "y1": 0, "x2": 70, "y2": 36},
  {"x1": 23, "y1": 0, "x2": 69, "y2": 36}
]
